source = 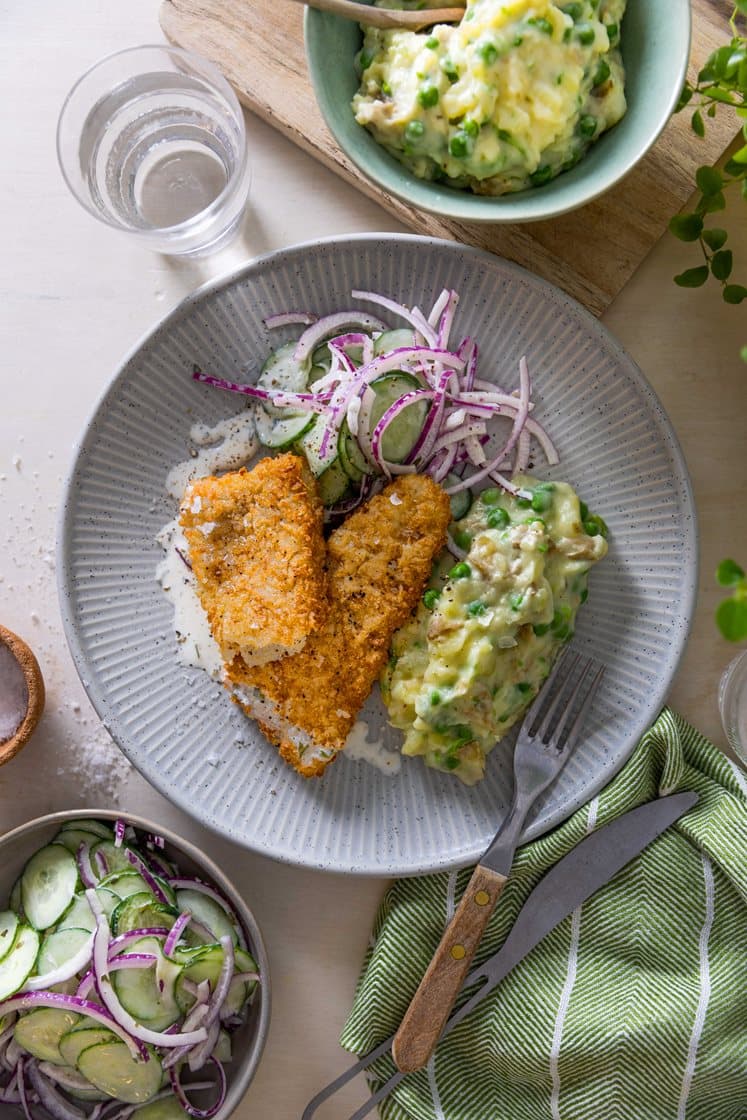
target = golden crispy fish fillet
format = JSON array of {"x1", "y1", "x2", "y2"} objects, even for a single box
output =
[
  {"x1": 227, "y1": 473, "x2": 452, "y2": 777},
  {"x1": 180, "y1": 455, "x2": 326, "y2": 667}
]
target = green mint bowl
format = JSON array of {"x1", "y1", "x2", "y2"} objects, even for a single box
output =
[{"x1": 304, "y1": 0, "x2": 691, "y2": 222}]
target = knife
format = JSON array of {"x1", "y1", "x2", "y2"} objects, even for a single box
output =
[{"x1": 301, "y1": 790, "x2": 698, "y2": 1120}]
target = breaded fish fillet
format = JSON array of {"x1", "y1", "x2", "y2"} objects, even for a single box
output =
[
  {"x1": 227, "y1": 473, "x2": 452, "y2": 776},
  {"x1": 180, "y1": 454, "x2": 326, "y2": 667}
]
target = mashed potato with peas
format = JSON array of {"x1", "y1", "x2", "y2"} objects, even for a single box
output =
[{"x1": 353, "y1": 0, "x2": 626, "y2": 194}]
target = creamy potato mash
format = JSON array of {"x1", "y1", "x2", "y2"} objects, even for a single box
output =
[
  {"x1": 381, "y1": 477, "x2": 607, "y2": 784},
  {"x1": 353, "y1": 0, "x2": 626, "y2": 194}
]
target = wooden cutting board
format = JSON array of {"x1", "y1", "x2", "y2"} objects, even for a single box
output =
[{"x1": 161, "y1": 0, "x2": 735, "y2": 315}]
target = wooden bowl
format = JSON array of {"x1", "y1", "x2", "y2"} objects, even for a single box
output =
[{"x1": 0, "y1": 624, "x2": 45, "y2": 765}]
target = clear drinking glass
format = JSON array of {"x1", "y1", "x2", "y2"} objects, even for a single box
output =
[
  {"x1": 56, "y1": 45, "x2": 252, "y2": 256},
  {"x1": 719, "y1": 648, "x2": 747, "y2": 765}
]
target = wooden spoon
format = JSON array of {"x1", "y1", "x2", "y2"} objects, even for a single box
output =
[
  {"x1": 0, "y1": 624, "x2": 45, "y2": 766},
  {"x1": 287, "y1": 0, "x2": 465, "y2": 30}
]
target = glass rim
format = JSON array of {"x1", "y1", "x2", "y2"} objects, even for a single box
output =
[{"x1": 55, "y1": 43, "x2": 250, "y2": 241}]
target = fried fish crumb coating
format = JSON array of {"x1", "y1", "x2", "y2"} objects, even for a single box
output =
[
  {"x1": 180, "y1": 454, "x2": 326, "y2": 667},
  {"x1": 227, "y1": 473, "x2": 452, "y2": 777}
]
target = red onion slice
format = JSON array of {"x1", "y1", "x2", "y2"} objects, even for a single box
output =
[
  {"x1": 26, "y1": 1062, "x2": 86, "y2": 1120},
  {"x1": 164, "y1": 912, "x2": 192, "y2": 959},
  {"x1": 114, "y1": 820, "x2": 126, "y2": 849},
  {"x1": 264, "y1": 311, "x2": 317, "y2": 328},
  {"x1": 124, "y1": 849, "x2": 170, "y2": 906},
  {"x1": 294, "y1": 311, "x2": 387, "y2": 363},
  {"x1": 76, "y1": 844, "x2": 98, "y2": 890},
  {"x1": 0, "y1": 995, "x2": 143, "y2": 1060},
  {"x1": 170, "y1": 1058, "x2": 226, "y2": 1119}
]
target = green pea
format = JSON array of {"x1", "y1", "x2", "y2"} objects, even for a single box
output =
[
  {"x1": 423, "y1": 588, "x2": 440, "y2": 610},
  {"x1": 579, "y1": 500, "x2": 589, "y2": 520},
  {"x1": 605, "y1": 21, "x2": 619, "y2": 42},
  {"x1": 562, "y1": 2, "x2": 583, "y2": 20},
  {"x1": 516, "y1": 495, "x2": 533, "y2": 509},
  {"x1": 381, "y1": 80, "x2": 392, "y2": 96},
  {"x1": 463, "y1": 118, "x2": 480, "y2": 138},
  {"x1": 430, "y1": 690, "x2": 442, "y2": 706},
  {"x1": 531, "y1": 487, "x2": 553, "y2": 513},
  {"x1": 533, "y1": 622, "x2": 551, "y2": 636},
  {"x1": 530, "y1": 165, "x2": 553, "y2": 187},
  {"x1": 516, "y1": 681, "x2": 533, "y2": 694},
  {"x1": 452, "y1": 724, "x2": 474, "y2": 744},
  {"x1": 579, "y1": 114, "x2": 598, "y2": 139},
  {"x1": 450, "y1": 562, "x2": 472, "y2": 580},
  {"x1": 487, "y1": 507, "x2": 510, "y2": 529},
  {"x1": 535, "y1": 481, "x2": 555, "y2": 491},
  {"x1": 580, "y1": 587, "x2": 589, "y2": 603},
  {"x1": 481, "y1": 487, "x2": 501, "y2": 505},
  {"x1": 513, "y1": 34, "x2": 523, "y2": 46},
  {"x1": 593, "y1": 59, "x2": 611, "y2": 86},
  {"x1": 584, "y1": 514, "x2": 608, "y2": 538},
  {"x1": 405, "y1": 120, "x2": 425, "y2": 142},
  {"x1": 577, "y1": 23, "x2": 596, "y2": 45},
  {"x1": 444, "y1": 755, "x2": 461, "y2": 770},
  {"x1": 358, "y1": 49, "x2": 374, "y2": 71},
  {"x1": 418, "y1": 84, "x2": 439, "y2": 108},
  {"x1": 509, "y1": 593, "x2": 524, "y2": 611},
  {"x1": 528, "y1": 16, "x2": 554, "y2": 35},
  {"x1": 440, "y1": 58, "x2": 459, "y2": 82},
  {"x1": 449, "y1": 133, "x2": 469, "y2": 158},
  {"x1": 537, "y1": 542, "x2": 549, "y2": 553},
  {"x1": 525, "y1": 517, "x2": 546, "y2": 529},
  {"x1": 453, "y1": 528, "x2": 472, "y2": 550},
  {"x1": 425, "y1": 35, "x2": 439, "y2": 49},
  {"x1": 478, "y1": 41, "x2": 498, "y2": 65},
  {"x1": 467, "y1": 601, "x2": 486, "y2": 617}
]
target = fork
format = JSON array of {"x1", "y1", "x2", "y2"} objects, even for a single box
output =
[{"x1": 391, "y1": 651, "x2": 605, "y2": 1074}]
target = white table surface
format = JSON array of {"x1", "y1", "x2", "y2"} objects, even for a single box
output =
[{"x1": 2, "y1": 2, "x2": 746, "y2": 1117}]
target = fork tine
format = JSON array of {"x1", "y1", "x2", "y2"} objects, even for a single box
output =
[
  {"x1": 525, "y1": 648, "x2": 575, "y2": 735},
  {"x1": 542, "y1": 657, "x2": 594, "y2": 750},
  {"x1": 554, "y1": 663, "x2": 606, "y2": 756},
  {"x1": 532, "y1": 652, "x2": 581, "y2": 741}
]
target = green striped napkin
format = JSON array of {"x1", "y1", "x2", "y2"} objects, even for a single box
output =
[{"x1": 341, "y1": 710, "x2": 747, "y2": 1120}]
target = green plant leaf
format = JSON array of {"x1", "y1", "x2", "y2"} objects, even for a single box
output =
[
  {"x1": 717, "y1": 558, "x2": 746, "y2": 587},
  {"x1": 696, "y1": 165, "x2": 724, "y2": 194},
  {"x1": 692, "y1": 108, "x2": 706, "y2": 137},
  {"x1": 741, "y1": 344, "x2": 747, "y2": 362},
  {"x1": 731, "y1": 143, "x2": 747, "y2": 164},
  {"x1": 711, "y1": 249, "x2": 734, "y2": 279},
  {"x1": 668, "y1": 213, "x2": 704, "y2": 241},
  {"x1": 716, "y1": 598, "x2": 747, "y2": 642},
  {"x1": 735, "y1": 0, "x2": 747, "y2": 16},
  {"x1": 674, "y1": 266, "x2": 709, "y2": 287},
  {"x1": 676, "y1": 84, "x2": 693, "y2": 111},
  {"x1": 723, "y1": 283, "x2": 747, "y2": 303},
  {"x1": 703, "y1": 227, "x2": 729, "y2": 250},
  {"x1": 702, "y1": 190, "x2": 727, "y2": 213}
]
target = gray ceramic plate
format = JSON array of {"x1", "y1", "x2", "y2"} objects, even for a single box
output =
[{"x1": 58, "y1": 235, "x2": 697, "y2": 875}]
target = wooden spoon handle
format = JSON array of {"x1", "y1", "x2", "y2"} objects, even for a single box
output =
[
  {"x1": 391, "y1": 864, "x2": 507, "y2": 1074},
  {"x1": 285, "y1": 0, "x2": 465, "y2": 29}
]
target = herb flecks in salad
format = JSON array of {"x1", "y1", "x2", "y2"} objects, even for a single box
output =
[
  {"x1": 0, "y1": 818, "x2": 260, "y2": 1119},
  {"x1": 192, "y1": 288, "x2": 559, "y2": 517}
]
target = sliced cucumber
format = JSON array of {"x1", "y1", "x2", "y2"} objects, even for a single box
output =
[
  {"x1": 111, "y1": 938, "x2": 181, "y2": 1031},
  {"x1": 21, "y1": 844, "x2": 78, "y2": 931},
  {"x1": 90, "y1": 840, "x2": 136, "y2": 878},
  {"x1": 254, "y1": 405, "x2": 315, "y2": 450},
  {"x1": 0, "y1": 911, "x2": 19, "y2": 963},
  {"x1": 42, "y1": 1065, "x2": 109, "y2": 1101},
  {"x1": 59, "y1": 1026, "x2": 117, "y2": 1069},
  {"x1": 52, "y1": 829, "x2": 106, "y2": 856},
  {"x1": 213, "y1": 1028, "x2": 233, "y2": 1064},
  {"x1": 297, "y1": 419, "x2": 339, "y2": 479},
  {"x1": 317, "y1": 459, "x2": 351, "y2": 506},
  {"x1": 0, "y1": 925, "x2": 39, "y2": 999},
  {"x1": 13, "y1": 1007, "x2": 80, "y2": 1064},
  {"x1": 132, "y1": 1098, "x2": 189, "y2": 1120},
  {"x1": 151, "y1": 876, "x2": 177, "y2": 908},
  {"x1": 98, "y1": 870, "x2": 150, "y2": 900},
  {"x1": 174, "y1": 890, "x2": 239, "y2": 947},
  {"x1": 223, "y1": 947, "x2": 258, "y2": 1015},
  {"x1": 369, "y1": 372, "x2": 429, "y2": 464},
  {"x1": 311, "y1": 344, "x2": 332, "y2": 373},
  {"x1": 257, "y1": 341, "x2": 310, "y2": 419},
  {"x1": 236, "y1": 947, "x2": 259, "y2": 998},
  {"x1": 373, "y1": 328, "x2": 415, "y2": 356},
  {"x1": 59, "y1": 820, "x2": 114, "y2": 841},
  {"x1": 338, "y1": 420, "x2": 370, "y2": 482},
  {"x1": 37, "y1": 926, "x2": 92, "y2": 975},
  {"x1": 78, "y1": 1040, "x2": 163, "y2": 1104},
  {"x1": 9, "y1": 878, "x2": 22, "y2": 914},
  {"x1": 111, "y1": 892, "x2": 178, "y2": 937},
  {"x1": 445, "y1": 474, "x2": 473, "y2": 520}
]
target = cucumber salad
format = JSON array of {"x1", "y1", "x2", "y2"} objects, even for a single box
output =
[
  {"x1": 192, "y1": 287, "x2": 559, "y2": 516},
  {"x1": 0, "y1": 819, "x2": 260, "y2": 1120}
]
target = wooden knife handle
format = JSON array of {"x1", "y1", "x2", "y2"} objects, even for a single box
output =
[{"x1": 391, "y1": 864, "x2": 507, "y2": 1074}]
